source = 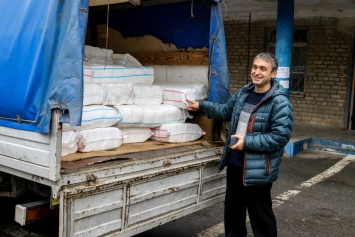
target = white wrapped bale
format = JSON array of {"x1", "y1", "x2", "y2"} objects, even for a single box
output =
[
  {"x1": 62, "y1": 131, "x2": 81, "y2": 156},
  {"x1": 101, "y1": 83, "x2": 134, "y2": 106},
  {"x1": 83, "y1": 83, "x2": 107, "y2": 105},
  {"x1": 83, "y1": 65, "x2": 93, "y2": 83},
  {"x1": 114, "y1": 104, "x2": 189, "y2": 128},
  {"x1": 121, "y1": 128, "x2": 153, "y2": 144},
  {"x1": 84, "y1": 45, "x2": 114, "y2": 65},
  {"x1": 151, "y1": 123, "x2": 205, "y2": 143},
  {"x1": 90, "y1": 64, "x2": 154, "y2": 85},
  {"x1": 132, "y1": 84, "x2": 163, "y2": 105},
  {"x1": 63, "y1": 105, "x2": 122, "y2": 131},
  {"x1": 156, "y1": 83, "x2": 208, "y2": 109},
  {"x1": 78, "y1": 127, "x2": 123, "y2": 152},
  {"x1": 112, "y1": 53, "x2": 142, "y2": 67}
]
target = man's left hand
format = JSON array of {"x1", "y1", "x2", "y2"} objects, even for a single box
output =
[{"x1": 229, "y1": 134, "x2": 244, "y2": 150}]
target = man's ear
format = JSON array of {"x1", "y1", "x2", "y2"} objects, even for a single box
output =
[{"x1": 271, "y1": 70, "x2": 277, "y2": 79}]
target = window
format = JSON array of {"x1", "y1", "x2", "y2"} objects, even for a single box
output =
[{"x1": 267, "y1": 29, "x2": 308, "y2": 96}]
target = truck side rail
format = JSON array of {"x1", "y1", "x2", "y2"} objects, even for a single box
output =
[{"x1": 0, "y1": 110, "x2": 62, "y2": 181}]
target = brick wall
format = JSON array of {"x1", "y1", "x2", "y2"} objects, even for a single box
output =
[
  {"x1": 224, "y1": 18, "x2": 354, "y2": 129},
  {"x1": 225, "y1": 21, "x2": 266, "y2": 93}
]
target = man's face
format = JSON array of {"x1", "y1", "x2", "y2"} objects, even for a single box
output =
[{"x1": 251, "y1": 58, "x2": 277, "y2": 91}]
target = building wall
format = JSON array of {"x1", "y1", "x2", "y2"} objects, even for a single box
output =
[{"x1": 224, "y1": 17, "x2": 354, "y2": 129}]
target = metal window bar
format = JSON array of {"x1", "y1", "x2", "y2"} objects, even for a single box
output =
[{"x1": 267, "y1": 29, "x2": 308, "y2": 95}]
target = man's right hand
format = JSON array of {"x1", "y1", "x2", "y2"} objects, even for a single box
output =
[{"x1": 186, "y1": 98, "x2": 199, "y2": 111}]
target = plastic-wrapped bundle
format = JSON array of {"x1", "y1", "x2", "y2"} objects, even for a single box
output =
[
  {"x1": 151, "y1": 123, "x2": 205, "y2": 143},
  {"x1": 63, "y1": 105, "x2": 122, "y2": 131},
  {"x1": 84, "y1": 45, "x2": 114, "y2": 65},
  {"x1": 83, "y1": 84, "x2": 107, "y2": 106},
  {"x1": 101, "y1": 83, "x2": 134, "y2": 106},
  {"x1": 120, "y1": 128, "x2": 153, "y2": 144},
  {"x1": 156, "y1": 83, "x2": 208, "y2": 109},
  {"x1": 132, "y1": 84, "x2": 163, "y2": 105},
  {"x1": 83, "y1": 65, "x2": 93, "y2": 83},
  {"x1": 90, "y1": 64, "x2": 154, "y2": 85},
  {"x1": 114, "y1": 104, "x2": 189, "y2": 128},
  {"x1": 78, "y1": 127, "x2": 123, "y2": 152},
  {"x1": 62, "y1": 131, "x2": 81, "y2": 156},
  {"x1": 112, "y1": 53, "x2": 142, "y2": 67}
]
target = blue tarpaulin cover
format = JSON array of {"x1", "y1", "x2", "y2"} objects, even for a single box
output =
[
  {"x1": 0, "y1": 0, "x2": 88, "y2": 133},
  {"x1": 208, "y1": 0, "x2": 231, "y2": 103}
]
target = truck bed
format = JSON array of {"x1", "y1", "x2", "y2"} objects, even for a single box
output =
[
  {"x1": 61, "y1": 140, "x2": 224, "y2": 174},
  {"x1": 58, "y1": 139, "x2": 226, "y2": 237}
]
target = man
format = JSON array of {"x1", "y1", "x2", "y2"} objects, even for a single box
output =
[{"x1": 187, "y1": 52, "x2": 293, "y2": 237}]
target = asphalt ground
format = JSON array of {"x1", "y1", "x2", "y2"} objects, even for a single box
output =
[
  {"x1": 136, "y1": 150, "x2": 355, "y2": 237},
  {"x1": 0, "y1": 150, "x2": 354, "y2": 237}
]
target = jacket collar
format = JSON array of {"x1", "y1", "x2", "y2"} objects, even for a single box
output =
[{"x1": 241, "y1": 80, "x2": 287, "y2": 98}]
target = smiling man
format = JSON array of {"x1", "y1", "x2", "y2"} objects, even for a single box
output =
[{"x1": 187, "y1": 52, "x2": 293, "y2": 237}]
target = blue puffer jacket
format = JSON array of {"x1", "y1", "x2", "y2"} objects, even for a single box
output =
[{"x1": 199, "y1": 80, "x2": 293, "y2": 186}]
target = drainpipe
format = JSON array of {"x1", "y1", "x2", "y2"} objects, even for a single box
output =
[{"x1": 274, "y1": 0, "x2": 294, "y2": 98}]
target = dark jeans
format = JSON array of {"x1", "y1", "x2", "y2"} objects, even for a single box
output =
[{"x1": 224, "y1": 166, "x2": 277, "y2": 237}]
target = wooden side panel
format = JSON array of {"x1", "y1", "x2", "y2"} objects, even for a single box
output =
[{"x1": 131, "y1": 52, "x2": 209, "y2": 66}]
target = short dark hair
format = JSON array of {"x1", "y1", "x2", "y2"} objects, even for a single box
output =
[{"x1": 254, "y1": 53, "x2": 278, "y2": 72}]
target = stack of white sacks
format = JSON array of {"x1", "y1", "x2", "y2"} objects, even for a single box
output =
[{"x1": 61, "y1": 46, "x2": 207, "y2": 157}]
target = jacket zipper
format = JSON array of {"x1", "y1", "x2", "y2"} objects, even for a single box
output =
[
  {"x1": 243, "y1": 95, "x2": 271, "y2": 184},
  {"x1": 267, "y1": 153, "x2": 271, "y2": 174},
  {"x1": 242, "y1": 152, "x2": 246, "y2": 184},
  {"x1": 249, "y1": 117, "x2": 255, "y2": 132}
]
